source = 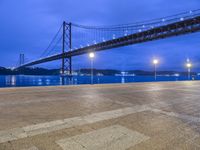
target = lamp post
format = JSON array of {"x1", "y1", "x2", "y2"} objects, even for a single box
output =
[
  {"x1": 153, "y1": 59, "x2": 159, "y2": 81},
  {"x1": 89, "y1": 52, "x2": 95, "y2": 84},
  {"x1": 186, "y1": 62, "x2": 192, "y2": 80}
]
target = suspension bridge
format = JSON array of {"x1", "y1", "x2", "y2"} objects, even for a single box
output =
[{"x1": 17, "y1": 9, "x2": 200, "y2": 75}]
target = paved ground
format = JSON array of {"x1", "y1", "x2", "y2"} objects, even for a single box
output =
[{"x1": 0, "y1": 81, "x2": 200, "y2": 150}]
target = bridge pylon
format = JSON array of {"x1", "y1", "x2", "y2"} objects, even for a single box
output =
[
  {"x1": 19, "y1": 53, "x2": 25, "y2": 66},
  {"x1": 61, "y1": 21, "x2": 72, "y2": 76}
]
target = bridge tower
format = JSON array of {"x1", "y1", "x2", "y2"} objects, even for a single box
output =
[
  {"x1": 61, "y1": 21, "x2": 72, "y2": 75},
  {"x1": 19, "y1": 53, "x2": 25, "y2": 66}
]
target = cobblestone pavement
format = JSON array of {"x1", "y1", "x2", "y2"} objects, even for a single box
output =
[{"x1": 0, "y1": 81, "x2": 200, "y2": 150}]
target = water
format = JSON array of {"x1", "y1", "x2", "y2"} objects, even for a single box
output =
[{"x1": 0, "y1": 75, "x2": 198, "y2": 88}]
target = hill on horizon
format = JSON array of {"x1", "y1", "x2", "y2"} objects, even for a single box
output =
[{"x1": 0, "y1": 67, "x2": 197, "y2": 76}]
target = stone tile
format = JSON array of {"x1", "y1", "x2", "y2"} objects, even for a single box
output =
[
  {"x1": 21, "y1": 146, "x2": 39, "y2": 150},
  {"x1": 56, "y1": 125, "x2": 149, "y2": 150}
]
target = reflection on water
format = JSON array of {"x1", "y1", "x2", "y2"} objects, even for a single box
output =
[
  {"x1": 46, "y1": 79, "x2": 50, "y2": 85},
  {"x1": 121, "y1": 77, "x2": 125, "y2": 84},
  {"x1": 6, "y1": 75, "x2": 16, "y2": 86},
  {"x1": 0, "y1": 75, "x2": 198, "y2": 88},
  {"x1": 60, "y1": 77, "x2": 74, "y2": 85},
  {"x1": 38, "y1": 78, "x2": 42, "y2": 85}
]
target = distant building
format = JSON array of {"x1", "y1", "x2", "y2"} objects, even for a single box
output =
[
  {"x1": 97, "y1": 73, "x2": 104, "y2": 76},
  {"x1": 60, "y1": 70, "x2": 78, "y2": 76},
  {"x1": 173, "y1": 73, "x2": 180, "y2": 77},
  {"x1": 115, "y1": 71, "x2": 135, "y2": 77}
]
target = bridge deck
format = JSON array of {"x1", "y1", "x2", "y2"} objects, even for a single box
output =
[{"x1": 0, "y1": 82, "x2": 200, "y2": 149}]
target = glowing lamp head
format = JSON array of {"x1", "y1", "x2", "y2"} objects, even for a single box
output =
[
  {"x1": 186, "y1": 63, "x2": 192, "y2": 68},
  {"x1": 89, "y1": 52, "x2": 95, "y2": 58},
  {"x1": 153, "y1": 59, "x2": 158, "y2": 65}
]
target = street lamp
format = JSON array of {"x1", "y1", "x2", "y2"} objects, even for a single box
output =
[
  {"x1": 186, "y1": 62, "x2": 192, "y2": 80},
  {"x1": 89, "y1": 52, "x2": 95, "y2": 84},
  {"x1": 153, "y1": 59, "x2": 159, "y2": 81}
]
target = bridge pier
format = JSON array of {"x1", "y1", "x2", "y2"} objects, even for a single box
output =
[{"x1": 61, "y1": 21, "x2": 72, "y2": 76}]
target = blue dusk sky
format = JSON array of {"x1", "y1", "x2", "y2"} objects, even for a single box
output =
[{"x1": 0, "y1": 0, "x2": 200, "y2": 71}]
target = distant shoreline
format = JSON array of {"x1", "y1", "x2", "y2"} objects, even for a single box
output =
[{"x1": 0, "y1": 67, "x2": 198, "y2": 76}]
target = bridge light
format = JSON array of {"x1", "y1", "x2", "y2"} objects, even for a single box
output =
[
  {"x1": 162, "y1": 19, "x2": 165, "y2": 22},
  {"x1": 102, "y1": 38, "x2": 105, "y2": 42},
  {"x1": 112, "y1": 34, "x2": 116, "y2": 39},
  {"x1": 138, "y1": 29, "x2": 142, "y2": 32},
  {"x1": 189, "y1": 10, "x2": 193, "y2": 14},
  {"x1": 180, "y1": 17, "x2": 184, "y2": 21},
  {"x1": 124, "y1": 30, "x2": 128, "y2": 36}
]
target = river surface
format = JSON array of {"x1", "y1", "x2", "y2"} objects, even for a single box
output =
[{"x1": 0, "y1": 75, "x2": 198, "y2": 88}]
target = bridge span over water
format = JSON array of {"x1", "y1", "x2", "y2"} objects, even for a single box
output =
[{"x1": 17, "y1": 9, "x2": 200, "y2": 75}]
